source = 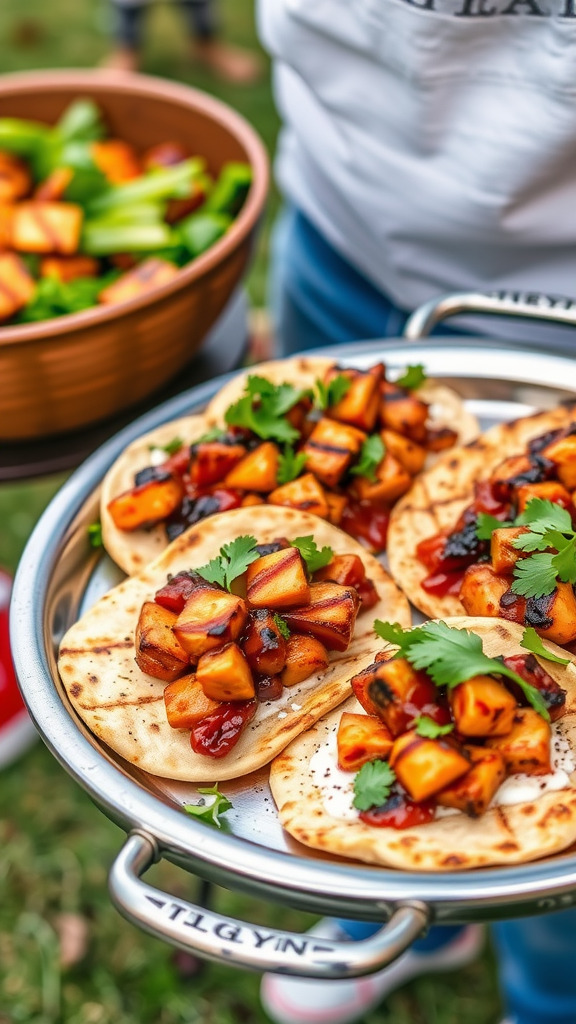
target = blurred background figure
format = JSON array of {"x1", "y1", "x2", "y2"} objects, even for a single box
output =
[{"x1": 104, "y1": 0, "x2": 262, "y2": 84}]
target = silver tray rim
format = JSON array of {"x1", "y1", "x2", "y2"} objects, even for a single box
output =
[{"x1": 11, "y1": 337, "x2": 576, "y2": 921}]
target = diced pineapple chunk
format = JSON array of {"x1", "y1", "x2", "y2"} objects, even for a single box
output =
[
  {"x1": 337, "y1": 712, "x2": 393, "y2": 772},
  {"x1": 516, "y1": 481, "x2": 573, "y2": 513},
  {"x1": 241, "y1": 493, "x2": 264, "y2": 507},
  {"x1": 41, "y1": 255, "x2": 99, "y2": 282},
  {"x1": 282, "y1": 581, "x2": 359, "y2": 652},
  {"x1": 281, "y1": 634, "x2": 329, "y2": 686},
  {"x1": 91, "y1": 139, "x2": 141, "y2": 183},
  {"x1": 486, "y1": 708, "x2": 552, "y2": 776},
  {"x1": 326, "y1": 364, "x2": 383, "y2": 432},
  {"x1": 196, "y1": 642, "x2": 255, "y2": 701},
  {"x1": 366, "y1": 657, "x2": 436, "y2": 736},
  {"x1": 99, "y1": 258, "x2": 179, "y2": 305},
  {"x1": 12, "y1": 201, "x2": 83, "y2": 254},
  {"x1": 350, "y1": 661, "x2": 382, "y2": 717},
  {"x1": 302, "y1": 418, "x2": 366, "y2": 489},
  {"x1": 0, "y1": 150, "x2": 31, "y2": 201},
  {"x1": 491, "y1": 527, "x2": 530, "y2": 575},
  {"x1": 314, "y1": 553, "x2": 366, "y2": 588},
  {"x1": 390, "y1": 732, "x2": 470, "y2": 802},
  {"x1": 349, "y1": 451, "x2": 412, "y2": 504},
  {"x1": 135, "y1": 601, "x2": 189, "y2": 681},
  {"x1": 246, "y1": 546, "x2": 310, "y2": 609},
  {"x1": 224, "y1": 441, "x2": 280, "y2": 492},
  {"x1": 535, "y1": 583, "x2": 576, "y2": 647},
  {"x1": 381, "y1": 430, "x2": 427, "y2": 475},
  {"x1": 173, "y1": 589, "x2": 247, "y2": 659},
  {"x1": 449, "y1": 675, "x2": 517, "y2": 737},
  {"x1": 460, "y1": 564, "x2": 511, "y2": 618},
  {"x1": 106, "y1": 475, "x2": 185, "y2": 531},
  {"x1": 0, "y1": 203, "x2": 14, "y2": 249},
  {"x1": 164, "y1": 673, "x2": 219, "y2": 729},
  {"x1": 436, "y1": 746, "x2": 505, "y2": 817},
  {"x1": 542, "y1": 434, "x2": 576, "y2": 490},
  {"x1": 379, "y1": 388, "x2": 428, "y2": 442},
  {"x1": 325, "y1": 491, "x2": 348, "y2": 525},
  {"x1": 489, "y1": 455, "x2": 534, "y2": 501},
  {"x1": 243, "y1": 609, "x2": 287, "y2": 675},
  {"x1": 0, "y1": 252, "x2": 35, "y2": 321},
  {"x1": 268, "y1": 473, "x2": 329, "y2": 519}
]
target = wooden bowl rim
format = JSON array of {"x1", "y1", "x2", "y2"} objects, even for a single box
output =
[{"x1": 0, "y1": 69, "x2": 269, "y2": 349}]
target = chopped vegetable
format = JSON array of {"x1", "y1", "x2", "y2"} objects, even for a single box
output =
[
  {"x1": 196, "y1": 534, "x2": 260, "y2": 591},
  {"x1": 224, "y1": 376, "x2": 307, "y2": 445},
  {"x1": 315, "y1": 374, "x2": 351, "y2": 411},
  {"x1": 290, "y1": 535, "x2": 333, "y2": 574},
  {"x1": 414, "y1": 715, "x2": 454, "y2": 738},
  {"x1": 520, "y1": 626, "x2": 570, "y2": 666},
  {"x1": 87, "y1": 522, "x2": 103, "y2": 548},
  {"x1": 394, "y1": 364, "x2": 427, "y2": 390},
  {"x1": 277, "y1": 445, "x2": 307, "y2": 486},
  {"x1": 150, "y1": 437, "x2": 183, "y2": 457},
  {"x1": 184, "y1": 785, "x2": 233, "y2": 828},
  {"x1": 353, "y1": 759, "x2": 396, "y2": 811},
  {"x1": 350, "y1": 434, "x2": 385, "y2": 483},
  {"x1": 475, "y1": 512, "x2": 515, "y2": 540},
  {"x1": 273, "y1": 613, "x2": 291, "y2": 640}
]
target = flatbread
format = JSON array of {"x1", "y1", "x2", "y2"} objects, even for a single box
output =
[
  {"x1": 387, "y1": 404, "x2": 576, "y2": 618},
  {"x1": 270, "y1": 617, "x2": 576, "y2": 871},
  {"x1": 204, "y1": 357, "x2": 479, "y2": 447},
  {"x1": 59, "y1": 505, "x2": 411, "y2": 782},
  {"x1": 101, "y1": 416, "x2": 207, "y2": 576}
]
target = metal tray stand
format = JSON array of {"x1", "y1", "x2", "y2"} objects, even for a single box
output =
[{"x1": 12, "y1": 292, "x2": 576, "y2": 978}]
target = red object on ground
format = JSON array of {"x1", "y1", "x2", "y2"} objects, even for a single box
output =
[{"x1": 0, "y1": 568, "x2": 37, "y2": 768}]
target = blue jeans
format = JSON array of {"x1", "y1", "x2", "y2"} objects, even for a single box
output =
[{"x1": 269, "y1": 203, "x2": 576, "y2": 1024}]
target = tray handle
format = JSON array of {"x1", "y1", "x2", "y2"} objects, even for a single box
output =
[
  {"x1": 109, "y1": 832, "x2": 428, "y2": 978},
  {"x1": 404, "y1": 290, "x2": 576, "y2": 340}
]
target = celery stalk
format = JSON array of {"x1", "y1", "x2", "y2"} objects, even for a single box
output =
[
  {"x1": 86, "y1": 159, "x2": 205, "y2": 216},
  {"x1": 86, "y1": 203, "x2": 167, "y2": 227},
  {"x1": 81, "y1": 224, "x2": 175, "y2": 256}
]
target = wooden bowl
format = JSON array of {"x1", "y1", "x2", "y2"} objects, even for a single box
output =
[{"x1": 0, "y1": 70, "x2": 268, "y2": 440}]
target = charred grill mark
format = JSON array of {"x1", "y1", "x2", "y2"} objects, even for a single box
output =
[
  {"x1": 78, "y1": 694, "x2": 163, "y2": 711},
  {"x1": 495, "y1": 806, "x2": 514, "y2": 835},
  {"x1": 34, "y1": 206, "x2": 61, "y2": 252},
  {"x1": 305, "y1": 440, "x2": 352, "y2": 457},
  {"x1": 70, "y1": 683, "x2": 82, "y2": 697},
  {"x1": 496, "y1": 841, "x2": 519, "y2": 852},
  {"x1": 60, "y1": 640, "x2": 133, "y2": 655},
  {"x1": 525, "y1": 593, "x2": 555, "y2": 630}
]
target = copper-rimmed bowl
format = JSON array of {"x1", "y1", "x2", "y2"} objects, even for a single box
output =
[{"x1": 0, "y1": 69, "x2": 268, "y2": 441}]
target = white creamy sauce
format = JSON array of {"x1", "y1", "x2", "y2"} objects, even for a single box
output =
[
  {"x1": 149, "y1": 447, "x2": 167, "y2": 466},
  {"x1": 309, "y1": 723, "x2": 575, "y2": 823}
]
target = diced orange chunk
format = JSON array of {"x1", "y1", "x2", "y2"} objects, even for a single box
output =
[
  {"x1": 516, "y1": 481, "x2": 573, "y2": 514},
  {"x1": 246, "y1": 546, "x2": 310, "y2": 609},
  {"x1": 326, "y1": 364, "x2": 383, "y2": 433},
  {"x1": 302, "y1": 419, "x2": 366, "y2": 489},
  {"x1": 106, "y1": 476, "x2": 185, "y2": 531},
  {"x1": 381, "y1": 430, "x2": 427, "y2": 475},
  {"x1": 99, "y1": 258, "x2": 179, "y2": 306},
  {"x1": 460, "y1": 564, "x2": 511, "y2": 618},
  {"x1": 190, "y1": 441, "x2": 246, "y2": 488},
  {"x1": 0, "y1": 252, "x2": 35, "y2": 321},
  {"x1": 12, "y1": 201, "x2": 83, "y2": 254},
  {"x1": 243, "y1": 609, "x2": 287, "y2": 676},
  {"x1": 0, "y1": 150, "x2": 31, "y2": 201},
  {"x1": 536, "y1": 583, "x2": 576, "y2": 647},
  {"x1": 379, "y1": 388, "x2": 428, "y2": 442},
  {"x1": 449, "y1": 675, "x2": 517, "y2": 737},
  {"x1": 390, "y1": 732, "x2": 470, "y2": 802},
  {"x1": 0, "y1": 202, "x2": 14, "y2": 249},
  {"x1": 40, "y1": 255, "x2": 99, "y2": 282},
  {"x1": 196, "y1": 642, "x2": 255, "y2": 701},
  {"x1": 224, "y1": 441, "x2": 280, "y2": 492},
  {"x1": 173, "y1": 589, "x2": 247, "y2": 659},
  {"x1": 282, "y1": 581, "x2": 359, "y2": 652},
  {"x1": 135, "y1": 601, "x2": 189, "y2": 681},
  {"x1": 436, "y1": 746, "x2": 505, "y2": 817},
  {"x1": 325, "y1": 491, "x2": 348, "y2": 525},
  {"x1": 491, "y1": 527, "x2": 530, "y2": 575},
  {"x1": 314, "y1": 554, "x2": 366, "y2": 588},
  {"x1": 337, "y1": 712, "x2": 393, "y2": 772},
  {"x1": 268, "y1": 473, "x2": 329, "y2": 519},
  {"x1": 490, "y1": 455, "x2": 534, "y2": 501},
  {"x1": 35, "y1": 167, "x2": 74, "y2": 201},
  {"x1": 241, "y1": 493, "x2": 264, "y2": 507},
  {"x1": 281, "y1": 634, "x2": 329, "y2": 686},
  {"x1": 91, "y1": 139, "x2": 141, "y2": 183},
  {"x1": 366, "y1": 657, "x2": 436, "y2": 736},
  {"x1": 164, "y1": 673, "x2": 219, "y2": 729},
  {"x1": 349, "y1": 451, "x2": 412, "y2": 504},
  {"x1": 350, "y1": 661, "x2": 382, "y2": 717},
  {"x1": 542, "y1": 434, "x2": 576, "y2": 490},
  {"x1": 486, "y1": 708, "x2": 552, "y2": 776}
]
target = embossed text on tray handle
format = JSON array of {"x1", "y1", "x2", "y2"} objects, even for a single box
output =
[
  {"x1": 404, "y1": 291, "x2": 576, "y2": 341},
  {"x1": 108, "y1": 832, "x2": 429, "y2": 978}
]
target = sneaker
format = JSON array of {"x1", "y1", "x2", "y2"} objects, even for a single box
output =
[
  {"x1": 261, "y1": 919, "x2": 484, "y2": 1024},
  {"x1": 0, "y1": 569, "x2": 37, "y2": 769}
]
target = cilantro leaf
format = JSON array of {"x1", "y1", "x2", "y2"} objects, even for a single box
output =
[
  {"x1": 520, "y1": 627, "x2": 570, "y2": 666},
  {"x1": 373, "y1": 620, "x2": 411, "y2": 650},
  {"x1": 184, "y1": 785, "x2": 233, "y2": 828},
  {"x1": 88, "y1": 522, "x2": 103, "y2": 548},
  {"x1": 291, "y1": 535, "x2": 333, "y2": 574},
  {"x1": 394, "y1": 364, "x2": 427, "y2": 390},
  {"x1": 277, "y1": 445, "x2": 307, "y2": 486},
  {"x1": 196, "y1": 535, "x2": 259, "y2": 591},
  {"x1": 414, "y1": 715, "x2": 454, "y2": 739},
  {"x1": 475, "y1": 513, "x2": 515, "y2": 541},
  {"x1": 511, "y1": 553, "x2": 558, "y2": 599},
  {"x1": 315, "y1": 374, "x2": 352, "y2": 411},
  {"x1": 350, "y1": 434, "x2": 385, "y2": 483},
  {"x1": 159, "y1": 436, "x2": 183, "y2": 457},
  {"x1": 224, "y1": 376, "x2": 306, "y2": 444},
  {"x1": 516, "y1": 497, "x2": 573, "y2": 534},
  {"x1": 194, "y1": 427, "x2": 226, "y2": 445},
  {"x1": 353, "y1": 759, "x2": 396, "y2": 811},
  {"x1": 551, "y1": 535, "x2": 576, "y2": 585},
  {"x1": 273, "y1": 613, "x2": 291, "y2": 640}
]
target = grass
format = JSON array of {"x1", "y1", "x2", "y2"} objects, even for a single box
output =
[{"x1": 1, "y1": 2, "x2": 502, "y2": 1020}]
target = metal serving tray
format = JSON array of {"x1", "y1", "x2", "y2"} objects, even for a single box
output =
[{"x1": 11, "y1": 292, "x2": 576, "y2": 979}]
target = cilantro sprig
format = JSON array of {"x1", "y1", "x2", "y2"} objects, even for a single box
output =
[
  {"x1": 315, "y1": 374, "x2": 351, "y2": 411},
  {"x1": 184, "y1": 785, "x2": 232, "y2": 828},
  {"x1": 149, "y1": 436, "x2": 183, "y2": 457},
  {"x1": 273, "y1": 613, "x2": 291, "y2": 640},
  {"x1": 350, "y1": 435, "x2": 385, "y2": 483},
  {"x1": 194, "y1": 427, "x2": 226, "y2": 445},
  {"x1": 88, "y1": 522, "x2": 103, "y2": 548},
  {"x1": 373, "y1": 619, "x2": 550, "y2": 721},
  {"x1": 291, "y1": 535, "x2": 333, "y2": 574},
  {"x1": 196, "y1": 535, "x2": 259, "y2": 591},
  {"x1": 353, "y1": 760, "x2": 396, "y2": 811},
  {"x1": 414, "y1": 715, "x2": 454, "y2": 739},
  {"x1": 475, "y1": 512, "x2": 515, "y2": 540},
  {"x1": 277, "y1": 445, "x2": 307, "y2": 486},
  {"x1": 520, "y1": 626, "x2": 570, "y2": 666},
  {"x1": 395, "y1": 364, "x2": 427, "y2": 391},
  {"x1": 224, "y1": 376, "x2": 308, "y2": 444}
]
